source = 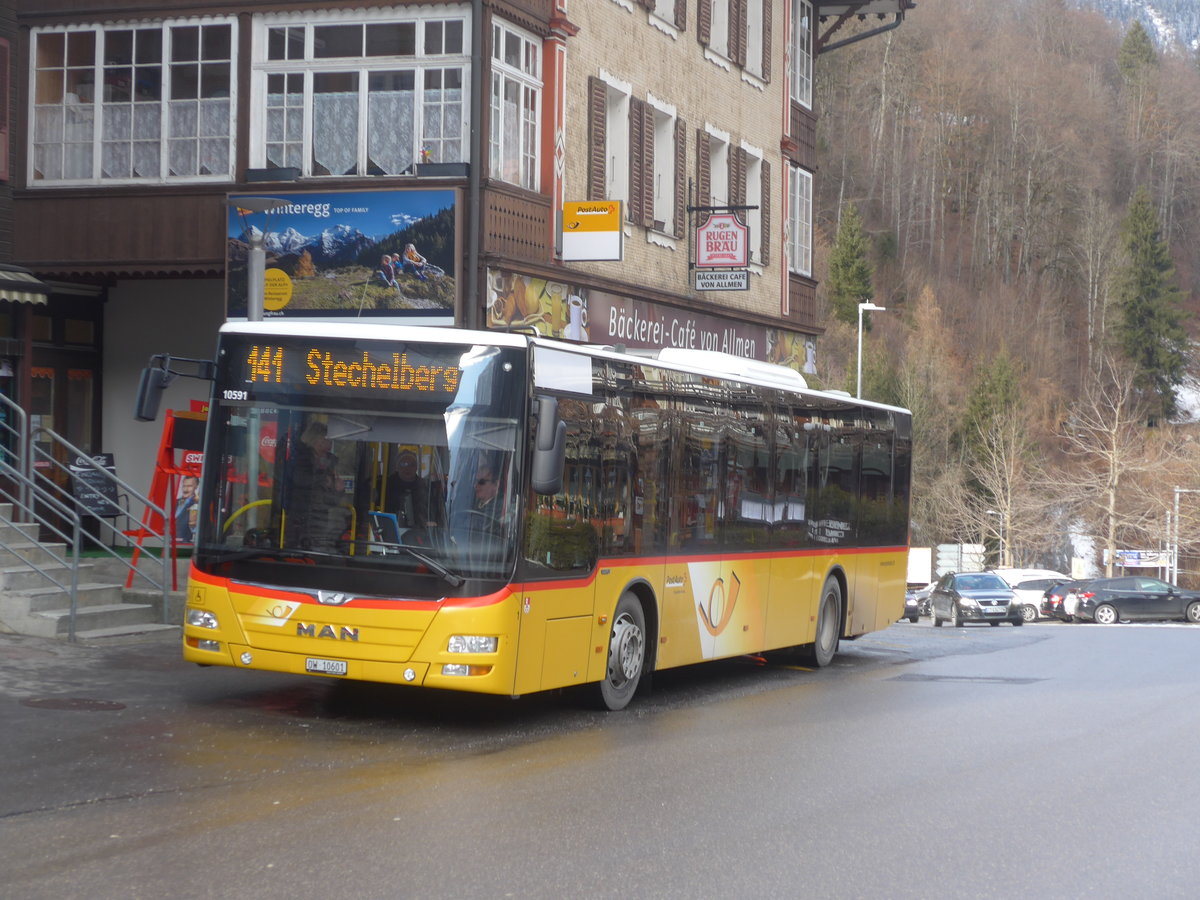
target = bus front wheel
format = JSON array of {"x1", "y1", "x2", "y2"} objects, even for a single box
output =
[
  {"x1": 799, "y1": 577, "x2": 842, "y2": 668},
  {"x1": 596, "y1": 592, "x2": 646, "y2": 711}
]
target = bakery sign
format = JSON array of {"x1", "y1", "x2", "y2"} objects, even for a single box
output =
[{"x1": 695, "y1": 212, "x2": 749, "y2": 268}]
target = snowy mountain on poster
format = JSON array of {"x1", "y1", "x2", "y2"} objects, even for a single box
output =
[
  {"x1": 243, "y1": 223, "x2": 375, "y2": 266},
  {"x1": 1072, "y1": 0, "x2": 1200, "y2": 50}
]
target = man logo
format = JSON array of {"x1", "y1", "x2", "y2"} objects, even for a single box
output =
[
  {"x1": 296, "y1": 623, "x2": 360, "y2": 641},
  {"x1": 317, "y1": 591, "x2": 351, "y2": 606}
]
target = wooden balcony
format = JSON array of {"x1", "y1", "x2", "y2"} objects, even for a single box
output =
[
  {"x1": 787, "y1": 274, "x2": 821, "y2": 333},
  {"x1": 482, "y1": 182, "x2": 554, "y2": 265}
]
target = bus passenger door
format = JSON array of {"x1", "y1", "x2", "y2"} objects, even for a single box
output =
[{"x1": 513, "y1": 401, "x2": 601, "y2": 694}]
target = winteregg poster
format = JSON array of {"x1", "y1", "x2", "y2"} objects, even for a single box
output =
[{"x1": 227, "y1": 189, "x2": 456, "y2": 323}]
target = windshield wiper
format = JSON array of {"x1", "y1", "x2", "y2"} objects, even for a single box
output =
[{"x1": 370, "y1": 543, "x2": 465, "y2": 587}]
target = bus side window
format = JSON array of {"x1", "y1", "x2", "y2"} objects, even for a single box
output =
[{"x1": 523, "y1": 397, "x2": 598, "y2": 573}]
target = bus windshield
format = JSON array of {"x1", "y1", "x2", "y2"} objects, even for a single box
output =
[{"x1": 194, "y1": 336, "x2": 527, "y2": 597}]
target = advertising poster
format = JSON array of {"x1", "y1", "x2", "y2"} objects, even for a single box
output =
[{"x1": 227, "y1": 189, "x2": 456, "y2": 323}]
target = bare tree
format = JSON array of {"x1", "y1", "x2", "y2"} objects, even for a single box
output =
[
  {"x1": 1050, "y1": 354, "x2": 1174, "y2": 576},
  {"x1": 966, "y1": 415, "x2": 1056, "y2": 568}
]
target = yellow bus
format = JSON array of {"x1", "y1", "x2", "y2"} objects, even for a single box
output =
[{"x1": 142, "y1": 321, "x2": 911, "y2": 710}]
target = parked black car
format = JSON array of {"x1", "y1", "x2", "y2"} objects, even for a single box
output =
[
  {"x1": 929, "y1": 571, "x2": 1024, "y2": 627},
  {"x1": 1072, "y1": 576, "x2": 1200, "y2": 624},
  {"x1": 904, "y1": 583, "x2": 934, "y2": 623},
  {"x1": 1040, "y1": 580, "x2": 1088, "y2": 622}
]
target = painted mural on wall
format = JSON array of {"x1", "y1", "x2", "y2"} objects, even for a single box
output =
[
  {"x1": 486, "y1": 267, "x2": 813, "y2": 374},
  {"x1": 227, "y1": 189, "x2": 456, "y2": 322}
]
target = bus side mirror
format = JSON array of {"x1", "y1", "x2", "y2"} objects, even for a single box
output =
[
  {"x1": 134, "y1": 361, "x2": 171, "y2": 422},
  {"x1": 531, "y1": 396, "x2": 565, "y2": 495}
]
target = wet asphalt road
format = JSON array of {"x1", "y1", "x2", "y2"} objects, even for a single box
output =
[{"x1": 3, "y1": 619, "x2": 1200, "y2": 899}]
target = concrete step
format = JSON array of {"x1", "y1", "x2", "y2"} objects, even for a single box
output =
[
  {"x1": 21, "y1": 601, "x2": 162, "y2": 638},
  {"x1": 0, "y1": 560, "x2": 98, "y2": 593},
  {"x1": 0, "y1": 519, "x2": 41, "y2": 544},
  {"x1": 73, "y1": 623, "x2": 181, "y2": 641},
  {"x1": 0, "y1": 539, "x2": 68, "y2": 569},
  {"x1": 15, "y1": 581, "x2": 126, "y2": 612}
]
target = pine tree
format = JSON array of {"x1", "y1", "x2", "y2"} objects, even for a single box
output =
[
  {"x1": 826, "y1": 203, "x2": 873, "y2": 326},
  {"x1": 959, "y1": 351, "x2": 1021, "y2": 463},
  {"x1": 1117, "y1": 20, "x2": 1157, "y2": 83},
  {"x1": 1113, "y1": 187, "x2": 1187, "y2": 422}
]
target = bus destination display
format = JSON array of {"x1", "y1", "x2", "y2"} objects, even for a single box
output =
[{"x1": 222, "y1": 338, "x2": 464, "y2": 400}]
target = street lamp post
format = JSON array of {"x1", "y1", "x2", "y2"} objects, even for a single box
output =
[
  {"x1": 229, "y1": 197, "x2": 289, "y2": 321},
  {"x1": 856, "y1": 302, "x2": 886, "y2": 399}
]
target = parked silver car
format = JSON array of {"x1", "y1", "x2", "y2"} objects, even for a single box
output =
[{"x1": 930, "y1": 571, "x2": 1024, "y2": 627}]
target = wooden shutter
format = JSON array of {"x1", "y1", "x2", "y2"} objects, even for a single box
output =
[
  {"x1": 696, "y1": 129, "x2": 711, "y2": 209},
  {"x1": 731, "y1": 146, "x2": 747, "y2": 209},
  {"x1": 760, "y1": 159, "x2": 771, "y2": 265},
  {"x1": 628, "y1": 97, "x2": 654, "y2": 227},
  {"x1": 673, "y1": 118, "x2": 687, "y2": 239},
  {"x1": 588, "y1": 77, "x2": 607, "y2": 201},
  {"x1": 640, "y1": 103, "x2": 655, "y2": 227},
  {"x1": 762, "y1": 0, "x2": 773, "y2": 82},
  {"x1": 698, "y1": 0, "x2": 712, "y2": 47},
  {"x1": 675, "y1": 0, "x2": 688, "y2": 30},
  {"x1": 732, "y1": 0, "x2": 748, "y2": 68}
]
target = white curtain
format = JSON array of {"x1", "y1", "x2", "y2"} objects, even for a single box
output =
[
  {"x1": 368, "y1": 90, "x2": 415, "y2": 174},
  {"x1": 312, "y1": 92, "x2": 359, "y2": 176}
]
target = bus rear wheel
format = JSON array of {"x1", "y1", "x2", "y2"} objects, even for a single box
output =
[
  {"x1": 596, "y1": 592, "x2": 646, "y2": 711},
  {"x1": 799, "y1": 577, "x2": 842, "y2": 667}
]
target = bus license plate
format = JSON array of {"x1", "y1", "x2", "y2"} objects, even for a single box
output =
[{"x1": 306, "y1": 657, "x2": 348, "y2": 676}]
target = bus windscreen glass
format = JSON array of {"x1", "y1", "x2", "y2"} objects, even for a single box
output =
[{"x1": 194, "y1": 335, "x2": 527, "y2": 596}]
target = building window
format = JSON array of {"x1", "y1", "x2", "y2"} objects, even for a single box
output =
[
  {"x1": 787, "y1": 164, "x2": 812, "y2": 276},
  {"x1": 651, "y1": 1, "x2": 687, "y2": 32},
  {"x1": 651, "y1": 102, "x2": 686, "y2": 236},
  {"x1": 790, "y1": 0, "x2": 813, "y2": 108},
  {"x1": 729, "y1": 144, "x2": 771, "y2": 266},
  {"x1": 588, "y1": 73, "x2": 634, "y2": 212},
  {"x1": 707, "y1": 131, "x2": 729, "y2": 207},
  {"x1": 700, "y1": 0, "x2": 771, "y2": 80},
  {"x1": 709, "y1": 1, "x2": 731, "y2": 58},
  {"x1": 745, "y1": 1, "x2": 766, "y2": 79},
  {"x1": 735, "y1": 145, "x2": 770, "y2": 266},
  {"x1": 253, "y1": 12, "x2": 468, "y2": 177},
  {"x1": 31, "y1": 20, "x2": 236, "y2": 184},
  {"x1": 489, "y1": 20, "x2": 540, "y2": 190},
  {"x1": 591, "y1": 78, "x2": 686, "y2": 237}
]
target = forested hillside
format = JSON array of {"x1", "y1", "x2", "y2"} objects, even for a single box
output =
[
  {"x1": 1073, "y1": 0, "x2": 1200, "y2": 51},
  {"x1": 813, "y1": 0, "x2": 1200, "y2": 574}
]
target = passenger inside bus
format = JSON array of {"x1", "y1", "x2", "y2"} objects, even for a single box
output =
[
  {"x1": 286, "y1": 421, "x2": 348, "y2": 551},
  {"x1": 382, "y1": 449, "x2": 441, "y2": 529}
]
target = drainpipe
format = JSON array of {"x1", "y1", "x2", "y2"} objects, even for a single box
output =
[{"x1": 465, "y1": 0, "x2": 484, "y2": 330}]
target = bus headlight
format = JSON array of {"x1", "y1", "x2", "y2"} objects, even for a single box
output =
[
  {"x1": 448, "y1": 635, "x2": 497, "y2": 653},
  {"x1": 442, "y1": 664, "x2": 494, "y2": 677},
  {"x1": 186, "y1": 608, "x2": 219, "y2": 629}
]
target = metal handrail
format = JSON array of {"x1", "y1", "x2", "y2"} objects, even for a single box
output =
[
  {"x1": 0, "y1": 391, "x2": 171, "y2": 639},
  {"x1": 0, "y1": 390, "x2": 31, "y2": 510},
  {"x1": 0, "y1": 456, "x2": 82, "y2": 638},
  {"x1": 28, "y1": 425, "x2": 170, "y2": 621}
]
